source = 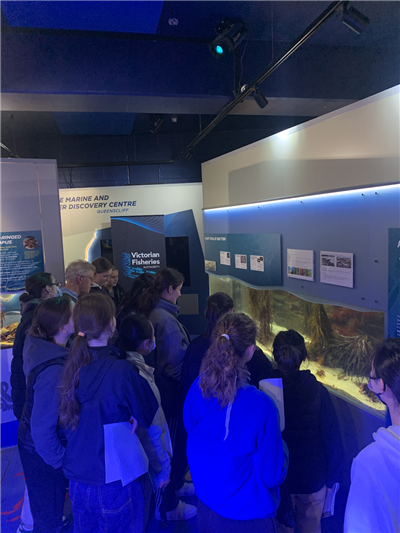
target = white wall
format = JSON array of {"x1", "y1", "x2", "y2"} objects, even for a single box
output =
[
  {"x1": 1, "y1": 158, "x2": 65, "y2": 283},
  {"x1": 202, "y1": 86, "x2": 400, "y2": 208},
  {"x1": 60, "y1": 183, "x2": 204, "y2": 267}
]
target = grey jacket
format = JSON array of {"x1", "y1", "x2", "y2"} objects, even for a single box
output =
[
  {"x1": 148, "y1": 298, "x2": 190, "y2": 381},
  {"x1": 126, "y1": 351, "x2": 172, "y2": 487}
]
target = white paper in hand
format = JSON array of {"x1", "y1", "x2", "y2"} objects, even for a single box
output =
[
  {"x1": 322, "y1": 483, "x2": 340, "y2": 518},
  {"x1": 259, "y1": 378, "x2": 285, "y2": 432},
  {"x1": 104, "y1": 421, "x2": 149, "y2": 486}
]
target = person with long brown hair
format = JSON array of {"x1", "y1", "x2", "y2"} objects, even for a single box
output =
[
  {"x1": 184, "y1": 312, "x2": 288, "y2": 533},
  {"x1": 116, "y1": 272, "x2": 154, "y2": 327},
  {"x1": 137, "y1": 267, "x2": 195, "y2": 521},
  {"x1": 58, "y1": 293, "x2": 158, "y2": 533},
  {"x1": 18, "y1": 296, "x2": 74, "y2": 533},
  {"x1": 11, "y1": 272, "x2": 62, "y2": 421}
]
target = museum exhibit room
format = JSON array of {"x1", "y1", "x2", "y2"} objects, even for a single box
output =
[{"x1": 1, "y1": 1, "x2": 399, "y2": 533}]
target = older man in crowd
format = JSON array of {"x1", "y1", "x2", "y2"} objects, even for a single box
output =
[{"x1": 62, "y1": 260, "x2": 95, "y2": 302}]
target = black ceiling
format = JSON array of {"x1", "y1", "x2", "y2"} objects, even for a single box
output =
[{"x1": 1, "y1": 1, "x2": 399, "y2": 163}]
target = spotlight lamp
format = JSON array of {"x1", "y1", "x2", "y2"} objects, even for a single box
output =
[
  {"x1": 342, "y1": 4, "x2": 369, "y2": 34},
  {"x1": 253, "y1": 87, "x2": 268, "y2": 109},
  {"x1": 210, "y1": 19, "x2": 247, "y2": 57}
]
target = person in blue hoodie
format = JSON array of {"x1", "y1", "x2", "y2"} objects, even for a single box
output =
[
  {"x1": 58, "y1": 293, "x2": 159, "y2": 533},
  {"x1": 18, "y1": 296, "x2": 75, "y2": 533},
  {"x1": 184, "y1": 312, "x2": 288, "y2": 533}
]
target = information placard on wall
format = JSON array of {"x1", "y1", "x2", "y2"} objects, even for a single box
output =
[
  {"x1": 204, "y1": 233, "x2": 282, "y2": 287},
  {"x1": 111, "y1": 216, "x2": 167, "y2": 292},
  {"x1": 0, "y1": 230, "x2": 44, "y2": 293},
  {"x1": 287, "y1": 249, "x2": 314, "y2": 282},
  {"x1": 320, "y1": 251, "x2": 354, "y2": 288}
]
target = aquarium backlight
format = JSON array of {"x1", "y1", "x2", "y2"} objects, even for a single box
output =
[{"x1": 203, "y1": 183, "x2": 400, "y2": 212}]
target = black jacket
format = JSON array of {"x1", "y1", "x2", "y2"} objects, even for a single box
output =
[
  {"x1": 11, "y1": 299, "x2": 41, "y2": 420},
  {"x1": 269, "y1": 368, "x2": 343, "y2": 494},
  {"x1": 63, "y1": 346, "x2": 158, "y2": 485}
]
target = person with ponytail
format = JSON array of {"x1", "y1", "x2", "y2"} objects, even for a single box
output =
[
  {"x1": 184, "y1": 313, "x2": 288, "y2": 533},
  {"x1": 181, "y1": 292, "x2": 274, "y2": 400},
  {"x1": 119, "y1": 315, "x2": 198, "y2": 522},
  {"x1": 344, "y1": 338, "x2": 400, "y2": 533},
  {"x1": 59, "y1": 293, "x2": 159, "y2": 533},
  {"x1": 18, "y1": 297, "x2": 74, "y2": 533},
  {"x1": 270, "y1": 330, "x2": 343, "y2": 533},
  {"x1": 137, "y1": 268, "x2": 194, "y2": 521},
  {"x1": 11, "y1": 272, "x2": 62, "y2": 421}
]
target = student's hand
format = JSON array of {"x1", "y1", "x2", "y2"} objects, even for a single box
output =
[
  {"x1": 158, "y1": 477, "x2": 170, "y2": 490},
  {"x1": 129, "y1": 417, "x2": 138, "y2": 434}
]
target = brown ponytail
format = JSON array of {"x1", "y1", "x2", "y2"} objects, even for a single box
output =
[
  {"x1": 200, "y1": 313, "x2": 257, "y2": 407},
  {"x1": 138, "y1": 267, "x2": 184, "y2": 316},
  {"x1": 58, "y1": 293, "x2": 115, "y2": 430}
]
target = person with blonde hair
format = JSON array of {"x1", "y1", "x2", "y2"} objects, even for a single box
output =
[
  {"x1": 184, "y1": 312, "x2": 287, "y2": 533},
  {"x1": 62, "y1": 260, "x2": 95, "y2": 302}
]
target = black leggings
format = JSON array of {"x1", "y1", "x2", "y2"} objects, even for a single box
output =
[
  {"x1": 18, "y1": 446, "x2": 68, "y2": 533},
  {"x1": 164, "y1": 414, "x2": 188, "y2": 511}
]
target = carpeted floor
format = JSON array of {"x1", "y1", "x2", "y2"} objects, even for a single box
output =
[
  {"x1": 1, "y1": 446, "x2": 198, "y2": 533},
  {"x1": 2, "y1": 445, "x2": 345, "y2": 533}
]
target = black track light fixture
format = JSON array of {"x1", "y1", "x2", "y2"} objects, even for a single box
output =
[
  {"x1": 210, "y1": 19, "x2": 247, "y2": 57},
  {"x1": 253, "y1": 87, "x2": 269, "y2": 109},
  {"x1": 149, "y1": 115, "x2": 164, "y2": 134},
  {"x1": 342, "y1": 3, "x2": 369, "y2": 34}
]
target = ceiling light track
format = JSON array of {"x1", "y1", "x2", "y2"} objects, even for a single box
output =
[{"x1": 181, "y1": 0, "x2": 349, "y2": 159}]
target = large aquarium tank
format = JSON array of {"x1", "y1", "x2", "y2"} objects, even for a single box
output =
[{"x1": 209, "y1": 276, "x2": 385, "y2": 414}]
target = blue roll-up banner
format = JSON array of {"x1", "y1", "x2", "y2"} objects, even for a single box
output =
[
  {"x1": 0, "y1": 230, "x2": 45, "y2": 293},
  {"x1": 204, "y1": 233, "x2": 282, "y2": 287},
  {"x1": 388, "y1": 228, "x2": 400, "y2": 338},
  {"x1": 111, "y1": 216, "x2": 167, "y2": 292}
]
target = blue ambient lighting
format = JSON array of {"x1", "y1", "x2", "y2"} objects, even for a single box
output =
[
  {"x1": 215, "y1": 45, "x2": 224, "y2": 55},
  {"x1": 203, "y1": 183, "x2": 400, "y2": 212}
]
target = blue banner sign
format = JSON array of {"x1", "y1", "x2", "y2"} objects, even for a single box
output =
[
  {"x1": 0, "y1": 230, "x2": 45, "y2": 293},
  {"x1": 111, "y1": 216, "x2": 167, "y2": 292}
]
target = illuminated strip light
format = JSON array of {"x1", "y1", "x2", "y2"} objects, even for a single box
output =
[{"x1": 203, "y1": 183, "x2": 400, "y2": 212}]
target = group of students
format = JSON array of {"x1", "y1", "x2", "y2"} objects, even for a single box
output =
[{"x1": 10, "y1": 262, "x2": 400, "y2": 533}]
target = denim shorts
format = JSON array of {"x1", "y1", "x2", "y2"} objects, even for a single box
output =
[{"x1": 69, "y1": 476, "x2": 146, "y2": 533}]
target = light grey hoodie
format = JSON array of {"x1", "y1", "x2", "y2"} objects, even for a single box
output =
[
  {"x1": 344, "y1": 424, "x2": 400, "y2": 533},
  {"x1": 125, "y1": 351, "x2": 172, "y2": 487}
]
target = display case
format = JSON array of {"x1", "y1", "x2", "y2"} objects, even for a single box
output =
[
  {"x1": 209, "y1": 276, "x2": 385, "y2": 414},
  {"x1": 1, "y1": 294, "x2": 21, "y2": 348}
]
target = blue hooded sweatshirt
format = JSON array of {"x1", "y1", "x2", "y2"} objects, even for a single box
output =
[{"x1": 184, "y1": 377, "x2": 288, "y2": 520}]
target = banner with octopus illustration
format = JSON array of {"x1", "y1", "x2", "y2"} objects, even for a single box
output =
[{"x1": 110, "y1": 216, "x2": 167, "y2": 292}]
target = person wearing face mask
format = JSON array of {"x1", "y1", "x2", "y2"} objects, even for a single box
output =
[
  {"x1": 18, "y1": 297, "x2": 75, "y2": 533},
  {"x1": 344, "y1": 338, "x2": 400, "y2": 533},
  {"x1": 119, "y1": 314, "x2": 173, "y2": 519},
  {"x1": 11, "y1": 272, "x2": 62, "y2": 421}
]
